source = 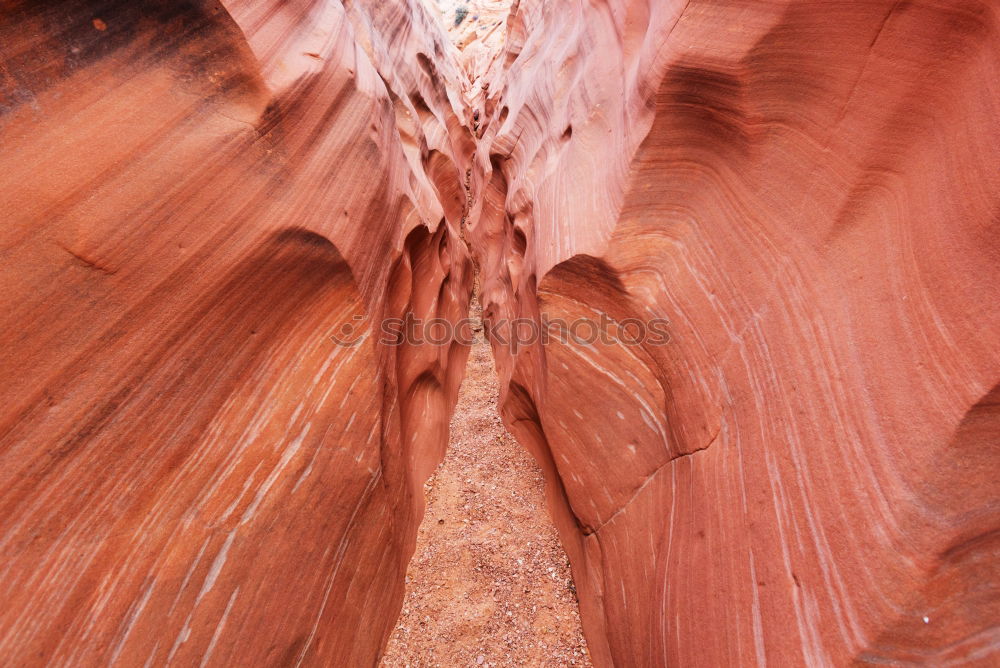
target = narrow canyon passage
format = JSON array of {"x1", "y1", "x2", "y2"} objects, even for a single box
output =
[
  {"x1": 381, "y1": 296, "x2": 592, "y2": 666},
  {"x1": 0, "y1": 1, "x2": 997, "y2": 665}
]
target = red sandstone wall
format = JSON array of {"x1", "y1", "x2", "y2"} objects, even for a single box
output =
[
  {"x1": 2, "y1": 0, "x2": 998, "y2": 665},
  {"x1": 469, "y1": 0, "x2": 1000, "y2": 665},
  {"x1": 0, "y1": 0, "x2": 472, "y2": 663}
]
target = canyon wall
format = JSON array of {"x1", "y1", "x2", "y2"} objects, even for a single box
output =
[
  {"x1": 2, "y1": 0, "x2": 998, "y2": 665},
  {"x1": 0, "y1": 0, "x2": 473, "y2": 663},
  {"x1": 469, "y1": 0, "x2": 1000, "y2": 665}
]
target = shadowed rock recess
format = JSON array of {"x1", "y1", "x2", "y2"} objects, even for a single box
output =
[{"x1": 0, "y1": 0, "x2": 997, "y2": 666}]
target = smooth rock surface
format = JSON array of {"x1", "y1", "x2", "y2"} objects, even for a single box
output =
[
  {"x1": 0, "y1": 0, "x2": 473, "y2": 663},
  {"x1": 1, "y1": 0, "x2": 998, "y2": 665},
  {"x1": 467, "y1": 0, "x2": 1000, "y2": 665}
]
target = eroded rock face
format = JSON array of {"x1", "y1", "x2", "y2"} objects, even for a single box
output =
[
  {"x1": 0, "y1": 0, "x2": 473, "y2": 663},
  {"x1": 468, "y1": 0, "x2": 1000, "y2": 665},
  {"x1": 2, "y1": 0, "x2": 998, "y2": 665}
]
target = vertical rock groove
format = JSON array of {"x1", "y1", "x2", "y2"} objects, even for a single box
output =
[
  {"x1": 466, "y1": 1, "x2": 1000, "y2": 666},
  {"x1": 0, "y1": 0, "x2": 476, "y2": 664},
  {"x1": 0, "y1": 0, "x2": 997, "y2": 666}
]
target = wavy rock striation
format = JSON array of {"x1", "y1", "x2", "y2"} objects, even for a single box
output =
[
  {"x1": 1, "y1": 0, "x2": 998, "y2": 666},
  {"x1": 468, "y1": 0, "x2": 1000, "y2": 665},
  {"x1": 0, "y1": 0, "x2": 474, "y2": 663}
]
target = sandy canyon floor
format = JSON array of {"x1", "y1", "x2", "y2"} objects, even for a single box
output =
[{"x1": 381, "y1": 300, "x2": 592, "y2": 667}]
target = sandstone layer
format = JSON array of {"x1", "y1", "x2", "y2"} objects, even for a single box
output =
[
  {"x1": 1, "y1": 0, "x2": 998, "y2": 666},
  {"x1": 466, "y1": 0, "x2": 1000, "y2": 665},
  {"x1": 0, "y1": 0, "x2": 474, "y2": 663}
]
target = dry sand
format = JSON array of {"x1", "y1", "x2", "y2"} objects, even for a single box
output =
[{"x1": 380, "y1": 301, "x2": 592, "y2": 667}]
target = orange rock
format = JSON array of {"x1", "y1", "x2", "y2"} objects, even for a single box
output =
[
  {"x1": 2, "y1": 0, "x2": 998, "y2": 665},
  {"x1": 469, "y1": 0, "x2": 1000, "y2": 665},
  {"x1": 0, "y1": 0, "x2": 472, "y2": 663}
]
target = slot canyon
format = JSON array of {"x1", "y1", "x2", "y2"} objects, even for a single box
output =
[{"x1": 0, "y1": 0, "x2": 998, "y2": 665}]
